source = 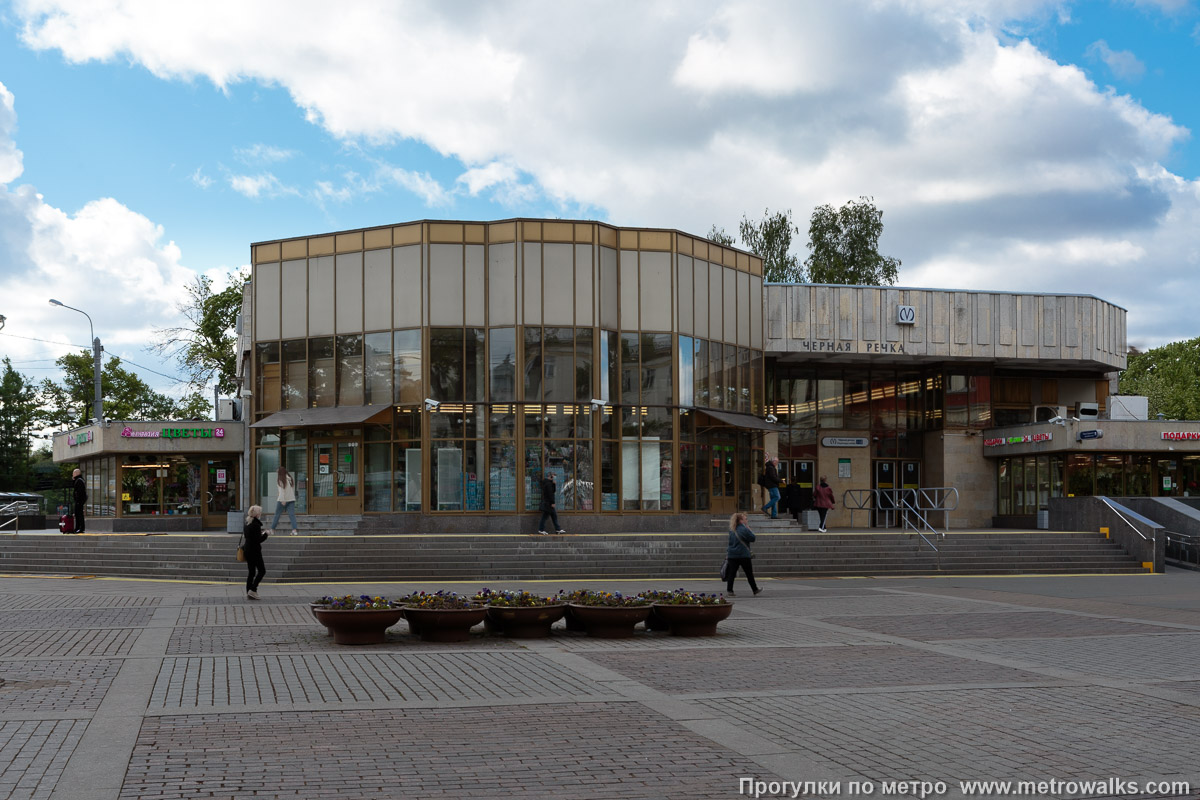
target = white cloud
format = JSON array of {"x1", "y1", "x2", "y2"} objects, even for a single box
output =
[
  {"x1": 10, "y1": 0, "x2": 1200, "y2": 345},
  {"x1": 228, "y1": 172, "x2": 292, "y2": 199},
  {"x1": 235, "y1": 143, "x2": 296, "y2": 165},
  {"x1": 190, "y1": 167, "x2": 212, "y2": 189},
  {"x1": 1086, "y1": 39, "x2": 1146, "y2": 81},
  {"x1": 0, "y1": 82, "x2": 24, "y2": 184}
]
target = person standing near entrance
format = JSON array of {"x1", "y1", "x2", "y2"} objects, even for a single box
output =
[
  {"x1": 814, "y1": 476, "x2": 836, "y2": 532},
  {"x1": 536, "y1": 472, "x2": 566, "y2": 535},
  {"x1": 268, "y1": 466, "x2": 299, "y2": 535},
  {"x1": 243, "y1": 505, "x2": 269, "y2": 600},
  {"x1": 71, "y1": 468, "x2": 87, "y2": 534},
  {"x1": 761, "y1": 455, "x2": 781, "y2": 519},
  {"x1": 725, "y1": 512, "x2": 762, "y2": 596}
]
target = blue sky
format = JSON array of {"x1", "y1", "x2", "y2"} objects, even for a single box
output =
[{"x1": 0, "y1": 0, "x2": 1198, "y2": 407}]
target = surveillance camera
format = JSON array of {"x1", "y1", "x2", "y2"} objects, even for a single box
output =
[
  {"x1": 589, "y1": 398, "x2": 607, "y2": 410},
  {"x1": 765, "y1": 413, "x2": 778, "y2": 424},
  {"x1": 424, "y1": 398, "x2": 440, "y2": 411}
]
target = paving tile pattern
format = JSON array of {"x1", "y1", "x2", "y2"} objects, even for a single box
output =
[
  {"x1": 0, "y1": 627, "x2": 141, "y2": 658},
  {"x1": 149, "y1": 652, "x2": 622, "y2": 708},
  {"x1": 0, "y1": 719, "x2": 88, "y2": 800},
  {"x1": 166, "y1": 624, "x2": 523, "y2": 655},
  {"x1": 0, "y1": 593, "x2": 161, "y2": 610},
  {"x1": 0, "y1": 608, "x2": 156, "y2": 631},
  {"x1": 820, "y1": 610, "x2": 1166, "y2": 640},
  {"x1": 121, "y1": 705, "x2": 762, "y2": 800},
  {"x1": 583, "y1": 644, "x2": 1049, "y2": 692},
  {"x1": 697, "y1": 686, "x2": 1200, "y2": 786},
  {"x1": 179, "y1": 604, "x2": 320, "y2": 626},
  {"x1": 547, "y1": 617, "x2": 877, "y2": 651},
  {"x1": 0, "y1": 658, "x2": 123, "y2": 712},
  {"x1": 752, "y1": 593, "x2": 1021, "y2": 619},
  {"x1": 949, "y1": 632, "x2": 1200, "y2": 680}
]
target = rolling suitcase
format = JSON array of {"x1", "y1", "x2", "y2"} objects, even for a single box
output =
[{"x1": 59, "y1": 514, "x2": 75, "y2": 533}]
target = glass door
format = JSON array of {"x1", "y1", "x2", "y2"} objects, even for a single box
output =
[
  {"x1": 710, "y1": 439, "x2": 737, "y2": 516},
  {"x1": 202, "y1": 459, "x2": 237, "y2": 529},
  {"x1": 311, "y1": 439, "x2": 362, "y2": 514}
]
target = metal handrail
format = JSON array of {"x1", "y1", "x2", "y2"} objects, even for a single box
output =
[
  {"x1": 843, "y1": 487, "x2": 959, "y2": 533},
  {"x1": 0, "y1": 501, "x2": 20, "y2": 534},
  {"x1": 1097, "y1": 497, "x2": 1151, "y2": 542}
]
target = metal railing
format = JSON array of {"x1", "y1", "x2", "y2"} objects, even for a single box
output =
[
  {"x1": 1165, "y1": 530, "x2": 1200, "y2": 568},
  {"x1": 0, "y1": 501, "x2": 25, "y2": 534},
  {"x1": 842, "y1": 487, "x2": 960, "y2": 551},
  {"x1": 1097, "y1": 496, "x2": 1152, "y2": 544}
]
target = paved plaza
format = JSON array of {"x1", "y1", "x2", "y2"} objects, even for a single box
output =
[{"x1": 2, "y1": 570, "x2": 1199, "y2": 800}]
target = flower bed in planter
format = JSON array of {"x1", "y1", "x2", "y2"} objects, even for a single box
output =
[
  {"x1": 402, "y1": 591, "x2": 486, "y2": 642},
  {"x1": 474, "y1": 589, "x2": 566, "y2": 638},
  {"x1": 311, "y1": 595, "x2": 405, "y2": 645},
  {"x1": 649, "y1": 591, "x2": 732, "y2": 636},
  {"x1": 566, "y1": 591, "x2": 652, "y2": 639}
]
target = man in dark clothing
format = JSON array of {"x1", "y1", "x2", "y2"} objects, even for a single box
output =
[
  {"x1": 71, "y1": 468, "x2": 87, "y2": 533},
  {"x1": 760, "y1": 456, "x2": 781, "y2": 519},
  {"x1": 537, "y1": 472, "x2": 566, "y2": 535}
]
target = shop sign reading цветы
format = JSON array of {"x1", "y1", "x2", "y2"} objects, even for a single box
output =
[
  {"x1": 983, "y1": 432, "x2": 1053, "y2": 447},
  {"x1": 121, "y1": 426, "x2": 226, "y2": 440},
  {"x1": 67, "y1": 430, "x2": 93, "y2": 446}
]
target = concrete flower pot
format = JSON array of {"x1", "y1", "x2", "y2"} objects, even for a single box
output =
[
  {"x1": 649, "y1": 602, "x2": 733, "y2": 636},
  {"x1": 402, "y1": 606, "x2": 487, "y2": 642},
  {"x1": 566, "y1": 604, "x2": 650, "y2": 638},
  {"x1": 310, "y1": 607, "x2": 405, "y2": 645},
  {"x1": 484, "y1": 603, "x2": 567, "y2": 638}
]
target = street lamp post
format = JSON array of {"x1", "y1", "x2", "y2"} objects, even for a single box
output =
[{"x1": 49, "y1": 299, "x2": 104, "y2": 424}]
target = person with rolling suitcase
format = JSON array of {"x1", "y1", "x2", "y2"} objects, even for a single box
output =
[{"x1": 71, "y1": 468, "x2": 87, "y2": 533}]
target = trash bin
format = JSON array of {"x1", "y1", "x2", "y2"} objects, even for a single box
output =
[
  {"x1": 1036, "y1": 510, "x2": 1049, "y2": 530},
  {"x1": 802, "y1": 510, "x2": 821, "y2": 531},
  {"x1": 227, "y1": 510, "x2": 245, "y2": 534}
]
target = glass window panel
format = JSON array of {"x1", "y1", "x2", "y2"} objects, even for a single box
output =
[
  {"x1": 545, "y1": 404, "x2": 574, "y2": 439},
  {"x1": 844, "y1": 373, "x2": 870, "y2": 429},
  {"x1": 488, "y1": 328, "x2": 517, "y2": 402},
  {"x1": 524, "y1": 444, "x2": 544, "y2": 511},
  {"x1": 308, "y1": 336, "x2": 335, "y2": 408},
  {"x1": 363, "y1": 332, "x2": 391, "y2": 405},
  {"x1": 945, "y1": 373, "x2": 969, "y2": 428},
  {"x1": 970, "y1": 374, "x2": 992, "y2": 428},
  {"x1": 1095, "y1": 454, "x2": 1125, "y2": 496},
  {"x1": 642, "y1": 406, "x2": 672, "y2": 440},
  {"x1": 489, "y1": 405, "x2": 516, "y2": 439},
  {"x1": 1022, "y1": 456, "x2": 1037, "y2": 514},
  {"x1": 724, "y1": 344, "x2": 737, "y2": 411},
  {"x1": 489, "y1": 441, "x2": 517, "y2": 511},
  {"x1": 464, "y1": 403, "x2": 484, "y2": 440},
  {"x1": 464, "y1": 439, "x2": 485, "y2": 511},
  {"x1": 1011, "y1": 457, "x2": 1025, "y2": 511},
  {"x1": 1037, "y1": 455, "x2": 1050, "y2": 510},
  {"x1": 545, "y1": 440, "x2": 571, "y2": 509},
  {"x1": 394, "y1": 408, "x2": 421, "y2": 439},
  {"x1": 710, "y1": 342, "x2": 723, "y2": 411},
  {"x1": 256, "y1": 342, "x2": 280, "y2": 413},
  {"x1": 695, "y1": 339, "x2": 708, "y2": 408},
  {"x1": 998, "y1": 459, "x2": 1012, "y2": 515},
  {"x1": 620, "y1": 333, "x2": 640, "y2": 405},
  {"x1": 429, "y1": 412, "x2": 463, "y2": 439},
  {"x1": 751, "y1": 350, "x2": 763, "y2": 415},
  {"x1": 392, "y1": 329, "x2": 422, "y2": 405},
  {"x1": 336, "y1": 334, "x2": 363, "y2": 406},
  {"x1": 621, "y1": 439, "x2": 641, "y2": 510},
  {"x1": 658, "y1": 441, "x2": 673, "y2": 511},
  {"x1": 524, "y1": 404, "x2": 545, "y2": 439},
  {"x1": 432, "y1": 443, "x2": 463, "y2": 511},
  {"x1": 1128, "y1": 454, "x2": 1152, "y2": 496},
  {"x1": 818, "y1": 378, "x2": 844, "y2": 428},
  {"x1": 641, "y1": 333, "x2": 672, "y2": 407},
  {"x1": 396, "y1": 442, "x2": 421, "y2": 511},
  {"x1": 871, "y1": 377, "x2": 898, "y2": 430},
  {"x1": 523, "y1": 327, "x2": 543, "y2": 402},
  {"x1": 575, "y1": 404, "x2": 592, "y2": 439},
  {"x1": 465, "y1": 328, "x2": 486, "y2": 402},
  {"x1": 1066, "y1": 454, "x2": 1094, "y2": 496},
  {"x1": 543, "y1": 327, "x2": 574, "y2": 403},
  {"x1": 622, "y1": 406, "x2": 642, "y2": 437},
  {"x1": 899, "y1": 374, "x2": 923, "y2": 431},
  {"x1": 600, "y1": 441, "x2": 618, "y2": 510},
  {"x1": 365, "y1": 442, "x2": 391, "y2": 511},
  {"x1": 284, "y1": 446, "x2": 308, "y2": 514},
  {"x1": 429, "y1": 328, "x2": 464, "y2": 403},
  {"x1": 604, "y1": 331, "x2": 618, "y2": 404},
  {"x1": 575, "y1": 327, "x2": 593, "y2": 403},
  {"x1": 574, "y1": 440, "x2": 594, "y2": 511}
]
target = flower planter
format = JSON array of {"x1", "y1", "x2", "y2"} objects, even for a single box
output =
[
  {"x1": 309, "y1": 602, "x2": 334, "y2": 636},
  {"x1": 402, "y1": 605, "x2": 487, "y2": 642},
  {"x1": 650, "y1": 602, "x2": 733, "y2": 637},
  {"x1": 311, "y1": 607, "x2": 405, "y2": 645},
  {"x1": 563, "y1": 605, "x2": 587, "y2": 632},
  {"x1": 566, "y1": 604, "x2": 651, "y2": 638},
  {"x1": 644, "y1": 606, "x2": 672, "y2": 632},
  {"x1": 484, "y1": 604, "x2": 567, "y2": 638}
]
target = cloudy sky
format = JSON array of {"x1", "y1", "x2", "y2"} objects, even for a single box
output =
[{"x1": 0, "y1": 0, "x2": 1198, "y2": 400}]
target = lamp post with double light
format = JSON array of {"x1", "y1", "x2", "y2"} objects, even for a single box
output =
[{"x1": 49, "y1": 299, "x2": 104, "y2": 423}]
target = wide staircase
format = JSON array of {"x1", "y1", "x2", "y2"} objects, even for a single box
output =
[{"x1": 0, "y1": 529, "x2": 1149, "y2": 583}]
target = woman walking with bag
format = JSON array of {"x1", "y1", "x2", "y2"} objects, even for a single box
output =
[
  {"x1": 813, "y1": 476, "x2": 836, "y2": 532},
  {"x1": 725, "y1": 512, "x2": 762, "y2": 597},
  {"x1": 242, "y1": 505, "x2": 269, "y2": 600},
  {"x1": 268, "y1": 466, "x2": 299, "y2": 535}
]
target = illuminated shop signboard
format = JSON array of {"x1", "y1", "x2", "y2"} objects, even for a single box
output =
[
  {"x1": 983, "y1": 432, "x2": 1053, "y2": 448},
  {"x1": 120, "y1": 426, "x2": 225, "y2": 440},
  {"x1": 67, "y1": 431, "x2": 93, "y2": 446},
  {"x1": 1162, "y1": 432, "x2": 1200, "y2": 441}
]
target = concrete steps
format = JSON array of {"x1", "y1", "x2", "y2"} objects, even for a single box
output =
[{"x1": 0, "y1": 530, "x2": 1148, "y2": 581}]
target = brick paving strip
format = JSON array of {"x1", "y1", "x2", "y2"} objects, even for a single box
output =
[{"x1": 2, "y1": 574, "x2": 1200, "y2": 799}]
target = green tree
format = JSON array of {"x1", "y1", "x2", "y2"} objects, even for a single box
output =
[
  {"x1": 39, "y1": 352, "x2": 201, "y2": 429},
  {"x1": 0, "y1": 358, "x2": 38, "y2": 489},
  {"x1": 739, "y1": 209, "x2": 803, "y2": 283},
  {"x1": 805, "y1": 196, "x2": 901, "y2": 285},
  {"x1": 1118, "y1": 337, "x2": 1200, "y2": 420},
  {"x1": 707, "y1": 225, "x2": 735, "y2": 247},
  {"x1": 151, "y1": 271, "x2": 248, "y2": 394}
]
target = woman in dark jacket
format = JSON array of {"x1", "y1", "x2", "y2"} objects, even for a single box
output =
[
  {"x1": 725, "y1": 512, "x2": 762, "y2": 597},
  {"x1": 243, "y1": 505, "x2": 269, "y2": 600},
  {"x1": 813, "y1": 476, "x2": 836, "y2": 532}
]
